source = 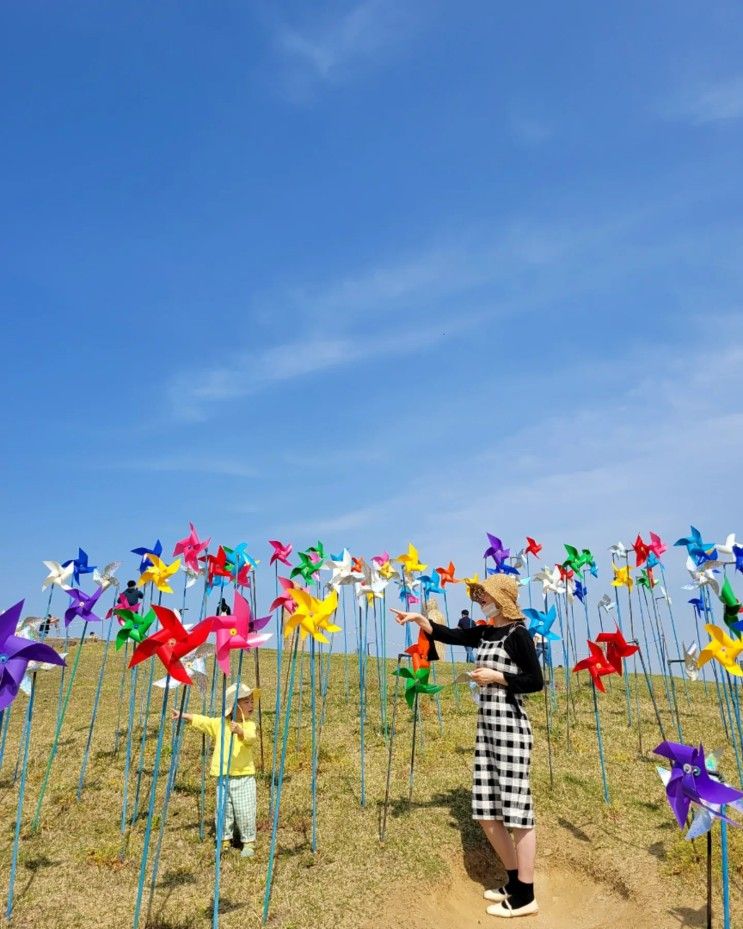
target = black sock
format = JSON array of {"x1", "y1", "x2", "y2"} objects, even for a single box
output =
[
  {"x1": 509, "y1": 879, "x2": 534, "y2": 908},
  {"x1": 504, "y1": 868, "x2": 519, "y2": 894}
]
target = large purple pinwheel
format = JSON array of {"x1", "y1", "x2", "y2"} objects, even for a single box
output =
[
  {"x1": 0, "y1": 601, "x2": 66, "y2": 710},
  {"x1": 483, "y1": 533, "x2": 510, "y2": 566},
  {"x1": 64, "y1": 587, "x2": 105, "y2": 627},
  {"x1": 654, "y1": 741, "x2": 743, "y2": 827}
]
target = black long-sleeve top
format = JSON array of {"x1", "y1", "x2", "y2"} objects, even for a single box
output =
[{"x1": 425, "y1": 620, "x2": 544, "y2": 694}]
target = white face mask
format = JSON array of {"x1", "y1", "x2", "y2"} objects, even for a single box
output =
[{"x1": 482, "y1": 601, "x2": 499, "y2": 619}]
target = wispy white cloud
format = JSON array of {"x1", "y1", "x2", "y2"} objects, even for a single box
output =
[
  {"x1": 99, "y1": 455, "x2": 256, "y2": 479},
  {"x1": 665, "y1": 75, "x2": 743, "y2": 124}
]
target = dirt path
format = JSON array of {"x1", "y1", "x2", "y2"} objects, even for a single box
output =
[{"x1": 372, "y1": 853, "x2": 689, "y2": 929}]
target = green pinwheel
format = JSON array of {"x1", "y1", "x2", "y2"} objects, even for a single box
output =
[
  {"x1": 114, "y1": 607, "x2": 156, "y2": 650},
  {"x1": 291, "y1": 549, "x2": 323, "y2": 584},
  {"x1": 637, "y1": 568, "x2": 657, "y2": 589},
  {"x1": 563, "y1": 544, "x2": 597, "y2": 576},
  {"x1": 719, "y1": 577, "x2": 743, "y2": 637},
  {"x1": 393, "y1": 665, "x2": 444, "y2": 709}
]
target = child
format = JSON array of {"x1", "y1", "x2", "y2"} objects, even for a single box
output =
[{"x1": 174, "y1": 682, "x2": 258, "y2": 857}]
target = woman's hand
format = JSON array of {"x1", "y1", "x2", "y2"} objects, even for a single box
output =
[
  {"x1": 470, "y1": 667, "x2": 505, "y2": 687},
  {"x1": 390, "y1": 608, "x2": 433, "y2": 635}
]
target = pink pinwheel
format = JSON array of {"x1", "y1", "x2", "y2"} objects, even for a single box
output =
[
  {"x1": 270, "y1": 576, "x2": 299, "y2": 614},
  {"x1": 106, "y1": 590, "x2": 140, "y2": 620},
  {"x1": 208, "y1": 591, "x2": 272, "y2": 675},
  {"x1": 649, "y1": 531, "x2": 667, "y2": 559},
  {"x1": 64, "y1": 587, "x2": 105, "y2": 627},
  {"x1": 173, "y1": 522, "x2": 210, "y2": 572},
  {"x1": 372, "y1": 551, "x2": 391, "y2": 566},
  {"x1": 0, "y1": 601, "x2": 66, "y2": 710},
  {"x1": 269, "y1": 540, "x2": 293, "y2": 567}
]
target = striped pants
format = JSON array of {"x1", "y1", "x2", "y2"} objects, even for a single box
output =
[{"x1": 216, "y1": 775, "x2": 256, "y2": 844}]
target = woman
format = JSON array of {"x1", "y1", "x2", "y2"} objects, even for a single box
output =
[{"x1": 392, "y1": 574, "x2": 543, "y2": 918}]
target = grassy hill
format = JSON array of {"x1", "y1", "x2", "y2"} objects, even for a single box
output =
[{"x1": 0, "y1": 638, "x2": 740, "y2": 928}]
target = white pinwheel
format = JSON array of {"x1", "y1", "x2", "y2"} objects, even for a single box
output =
[
  {"x1": 355, "y1": 561, "x2": 387, "y2": 604},
  {"x1": 154, "y1": 643, "x2": 212, "y2": 694},
  {"x1": 683, "y1": 642, "x2": 700, "y2": 681},
  {"x1": 683, "y1": 556, "x2": 721, "y2": 597},
  {"x1": 16, "y1": 622, "x2": 67, "y2": 695},
  {"x1": 93, "y1": 561, "x2": 122, "y2": 591},
  {"x1": 41, "y1": 560, "x2": 73, "y2": 591},
  {"x1": 533, "y1": 565, "x2": 565, "y2": 596},
  {"x1": 597, "y1": 594, "x2": 615, "y2": 613},
  {"x1": 328, "y1": 549, "x2": 362, "y2": 589},
  {"x1": 608, "y1": 542, "x2": 628, "y2": 558},
  {"x1": 511, "y1": 549, "x2": 529, "y2": 571},
  {"x1": 655, "y1": 585, "x2": 672, "y2": 605},
  {"x1": 185, "y1": 565, "x2": 203, "y2": 589},
  {"x1": 717, "y1": 534, "x2": 739, "y2": 559}
]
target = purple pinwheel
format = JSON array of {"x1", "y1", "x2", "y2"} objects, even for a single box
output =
[
  {"x1": 62, "y1": 548, "x2": 97, "y2": 586},
  {"x1": 483, "y1": 533, "x2": 510, "y2": 565},
  {"x1": 654, "y1": 741, "x2": 743, "y2": 828},
  {"x1": 0, "y1": 601, "x2": 65, "y2": 710},
  {"x1": 131, "y1": 539, "x2": 163, "y2": 574},
  {"x1": 64, "y1": 587, "x2": 105, "y2": 627}
]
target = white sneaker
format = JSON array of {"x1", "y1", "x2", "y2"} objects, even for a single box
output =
[
  {"x1": 486, "y1": 899, "x2": 539, "y2": 918},
  {"x1": 483, "y1": 888, "x2": 509, "y2": 903}
]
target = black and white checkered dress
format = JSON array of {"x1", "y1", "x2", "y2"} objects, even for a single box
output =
[{"x1": 472, "y1": 627, "x2": 535, "y2": 827}]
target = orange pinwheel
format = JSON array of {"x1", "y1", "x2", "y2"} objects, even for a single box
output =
[
  {"x1": 436, "y1": 561, "x2": 461, "y2": 587},
  {"x1": 405, "y1": 627, "x2": 435, "y2": 671}
]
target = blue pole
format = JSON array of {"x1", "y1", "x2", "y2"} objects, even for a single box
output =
[
  {"x1": 591, "y1": 681, "x2": 610, "y2": 804},
  {"x1": 77, "y1": 600, "x2": 116, "y2": 798},
  {"x1": 310, "y1": 636, "x2": 318, "y2": 852},
  {"x1": 5, "y1": 674, "x2": 37, "y2": 920},
  {"x1": 120, "y1": 666, "x2": 139, "y2": 835},
  {"x1": 721, "y1": 810, "x2": 731, "y2": 929}
]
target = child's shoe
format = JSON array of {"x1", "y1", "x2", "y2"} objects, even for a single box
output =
[{"x1": 240, "y1": 843, "x2": 255, "y2": 858}]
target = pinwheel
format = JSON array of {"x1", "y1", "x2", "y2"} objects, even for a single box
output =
[
  {"x1": 393, "y1": 665, "x2": 444, "y2": 709},
  {"x1": 483, "y1": 533, "x2": 509, "y2": 565},
  {"x1": 64, "y1": 587, "x2": 104, "y2": 627},
  {"x1": 525, "y1": 537, "x2": 542, "y2": 557},
  {"x1": 609, "y1": 542, "x2": 628, "y2": 558},
  {"x1": 648, "y1": 531, "x2": 667, "y2": 559},
  {"x1": 206, "y1": 547, "x2": 232, "y2": 586},
  {"x1": 719, "y1": 578, "x2": 743, "y2": 635},
  {"x1": 93, "y1": 561, "x2": 122, "y2": 591},
  {"x1": 420, "y1": 571, "x2": 444, "y2": 596},
  {"x1": 563, "y1": 544, "x2": 595, "y2": 574},
  {"x1": 173, "y1": 522, "x2": 210, "y2": 572},
  {"x1": 570, "y1": 578, "x2": 587, "y2": 603},
  {"x1": 572, "y1": 641, "x2": 616, "y2": 692},
  {"x1": 62, "y1": 548, "x2": 97, "y2": 586},
  {"x1": 377, "y1": 559, "x2": 399, "y2": 581},
  {"x1": 653, "y1": 741, "x2": 743, "y2": 828},
  {"x1": 139, "y1": 555, "x2": 181, "y2": 594},
  {"x1": 372, "y1": 551, "x2": 391, "y2": 566},
  {"x1": 284, "y1": 588, "x2": 340, "y2": 644},
  {"x1": 184, "y1": 565, "x2": 202, "y2": 589},
  {"x1": 131, "y1": 540, "x2": 163, "y2": 574},
  {"x1": 596, "y1": 626, "x2": 639, "y2": 674},
  {"x1": 41, "y1": 560, "x2": 73, "y2": 591},
  {"x1": 487, "y1": 561, "x2": 520, "y2": 576},
  {"x1": 114, "y1": 608, "x2": 156, "y2": 650},
  {"x1": 355, "y1": 564, "x2": 387, "y2": 605},
  {"x1": 683, "y1": 556, "x2": 721, "y2": 597},
  {"x1": 698, "y1": 625, "x2": 743, "y2": 676},
  {"x1": 435, "y1": 561, "x2": 461, "y2": 586},
  {"x1": 397, "y1": 543, "x2": 427, "y2": 574},
  {"x1": 632, "y1": 534, "x2": 650, "y2": 567},
  {"x1": 128, "y1": 606, "x2": 212, "y2": 686},
  {"x1": 556, "y1": 563, "x2": 574, "y2": 582},
  {"x1": 225, "y1": 542, "x2": 258, "y2": 574},
  {"x1": 154, "y1": 648, "x2": 210, "y2": 694},
  {"x1": 733, "y1": 545, "x2": 743, "y2": 575},
  {"x1": 510, "y1": 550, "x2": 529, "y2": 571},
  {"x1": 523, "y1": 605, "x2": 560, "y2": 641},
  {"x1": 688, "y1": 596, "x2": 705, "y2": 618},
  {"x1": 597, "y1": 594, "x2": 615, "y2": 614},
  {"x1": 0, "y1": 601, "x2": 66, "y2": 710},
  {"x1": 209, "y1": 591, "x2": 272, "y2": 675},
  {"x1": 637, "y1": 569, "x2": 657, "y2": 589},
  {"x1": 717, "y1": 533, "x2": 739, "y2": 557},
  {"x1": 291, "y1": 550, "x2": 323, "y2": 584},
  {"x1": 106, "y1": 591, "x2": 136, "y2": 619},
  {"x1": 307, "y1": 540, "x2": 326, "y2": 562},
  {"x1": 611, "y1": 564, "x2": 633, "y2": 590},
  {"x1": 675, "y1": 526, "x2": 717, "y2": 565},
  {"x1": 268, "y1": 540, "x2": 293, "y2": 567},
  {"x1": 405, "y1": 628, "x2": 436, "y2": 671},
  {"x1": 269, "y1": 576, "x2": 299, "y2": 614},
  {"x1": 533, "y1": 565, "x2": 565, "y2": 596},
  {"x1": 327, "y1": 549, "x2": 359, "y2": 588},
  {"x1": 683, "y1": 642, "x2": 701, "y2": 681}
]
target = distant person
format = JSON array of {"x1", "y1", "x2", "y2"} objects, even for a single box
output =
[
  {"x1": 218, "y1": 598, "x2": 231, "y2": 616},
  {"x1": 174, "y1": 683, "x2": 258, "y2": 857},
  {"x1": 458, "y1": 609, "x2": 476, "y2": 662},
  {"x1": 39, "y1": 614, "x2": 58, "y2": 639},
  {"x1": 123, "y1": 580, "x2": 144, "y2": 608}
]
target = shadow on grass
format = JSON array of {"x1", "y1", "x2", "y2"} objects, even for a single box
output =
[
  {"x1": 556, "y1": 815, "x2": 591, "y2": 842},
  {"x1": 19, "y1": 853, "x2": 58, "y2": 902},
  {"x1": 666, "y1": 903, "x2": 706, "y2": 928}
]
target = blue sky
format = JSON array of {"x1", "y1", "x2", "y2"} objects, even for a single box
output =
[{"x1": 1, "y1": 1, "x2": 742, "y2": 651}]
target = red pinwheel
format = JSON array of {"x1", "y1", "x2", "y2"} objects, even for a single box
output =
[
  {"x1": 525, "y1": 537, "x2": 542, "y2": 557},
  {"x1": 405, "y1": 628, "x2": 436, "y2": 671},
  {"x1": 269, "y1": 540, "x2": 293, "y2": 567},
  {"x1": 206, "y1": 547, "x2": 232, "y2": 586},
  {"x1": 234, "y1": 562, "x2": 252, "y2": 587},
  {"x1": 633, "y1": 534, "x2": 650, "y2": 567},
  {"x1": 557, "y1": 563, "x2": 574, "y2": 581},
  {"x1": 270, "y1": 576, "x2": 298, "y2": 614},
  {"x1": 173, "y1": 522, "x2": 210, "y2": 573},
  {"x1": 436, "y1": 561, "x2": 461, "y2": 587},
  {"x1": 0, "y1": 601, "x2": 66, "y2": 710},
  {"x1": 208, "y1": 591, "x2": 272, "y2": 675},
  {"x1": 64, "y1": 587, "x2": 104, "y2": 627},
  {"x1": 573, "y1": 641, "x2": 617, "y2": 693},
  {"x1": 129, "y1": 605, "x2": 213, "y2": 686},
  {"x1": 596, "y1": 626, "x2": 639, "y2": 674}
]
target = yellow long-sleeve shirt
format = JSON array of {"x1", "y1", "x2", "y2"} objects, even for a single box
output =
[{"x1": 189, "y1": 714, "x2": 257, "y2": 777}]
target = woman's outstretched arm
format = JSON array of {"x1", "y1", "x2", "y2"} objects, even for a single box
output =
[{"x1": 391, "y1": 609, "x2": 484, "y2": 647}]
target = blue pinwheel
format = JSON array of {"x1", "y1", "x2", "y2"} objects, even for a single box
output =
[
  {"x1": 420, "y1": 571, "x2": 444, "y2": 596},
  {"x1": 131, "y1": 539, "x2": 163, "y2": 574},
  {"x1": 646, "y1": 551, "x2": 660, "y2": 569},
  {"x1": 64, "y1": 587, "x2": 105, "y2": 627},
  {"x1": 487, "y1": 562, "x2": 520, "y2": 576},
  {"x1": 523, "y1": 605, "x2": 560, "y2": 641},
  {"x1": 733, "y1": 545, "x2": 743, "y2": 575},
  {"x1": 573, "y1": 578, "x2": 587, "y2": 603},
  {"x1": 675, "y1": 526, "x2": 717, "y2": 566},
  {"x1": 62, "y1": 548, "x2": 96, "y2": 586},
  {"x1": 688, "y1": 597, "x2": 705, "y2": 618},
  {"x1": 228, "y1": 542, "x2": 258, "y2": 571}
]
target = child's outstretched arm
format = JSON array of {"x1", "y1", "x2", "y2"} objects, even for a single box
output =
[{"x1": 172, "y1": 709, "x2": 194, "y2": 723}]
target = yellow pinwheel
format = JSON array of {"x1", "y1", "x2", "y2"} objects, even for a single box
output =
[
  {"x1": 378, "y1": 560, "x2": 398, "y2": 580},
  {"x1": 611, "y1": 564, "x2": 633, "y2": 590},
  {"x1": 139, "y1": 555, "x2": 181, "y2": 594},
  {"x1": 463, "y1": 572, "x2": 481, "y2": 597},
  {"x1": 396, "y1": 543, "x2": 427, "y2": 574},
  {"x1": 285, "y1": 588, "x2": 341, "y2": 644},
  {"x1": 698, "y1": 624, "x2": 743, "y2": 677}
]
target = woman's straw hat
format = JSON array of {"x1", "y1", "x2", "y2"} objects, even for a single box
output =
[{"x1": 468, "y1": 574, "x2": 525, "y2": 621}]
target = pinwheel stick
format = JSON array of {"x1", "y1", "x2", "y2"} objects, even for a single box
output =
[
  {"x1": 0, "y1": 707, "x2": 8, "y2": 771},
  {"x1": 591, "y1": 680, "x2": 610, "y2": 804},
  {"x1": 634, "y1": 643, "x2": 667, "y2": 743},
  {"x1": 408, "y1": 690, "x2": 419, "y2": 803},
  {"x1": 78, "y1": 601, "x2": 117, "y2": 799},
  {"x1": 120, "y1": 666, "x2": 139, "y2": 841},
  {"x1": 131, "y1": 656, "x2": 157, "y2": 824},
  {"x1": 269, "y1": 608, "x2": 284, "y2": 819},
  {"x1": 5, "y1": 673, "x2": 37, "y2": 921},
  {"x1": 541, "y1": 651, "x2": 554, "y2": 790},
  {"x1": 31, "y1": 621, "x2": 89, "y2": 833},
  {"x1": 310, "y1": 636, "x2": 318, "y2": 852},
  {"x1": 721, "y1": 813, "x2": 731, "y2": 929},
  {"x1": 262, "y1": 632, "x2": 300, "y2": 925},
  {"x1": 665, "y1": 659, "x2": 685, "y2": 741},
  {"x1": 113, "y1": 641, "x2": 130, "y2": 756},
  {"x1": 380, "y1": 656, "x2": 403, "y2": 842}
]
